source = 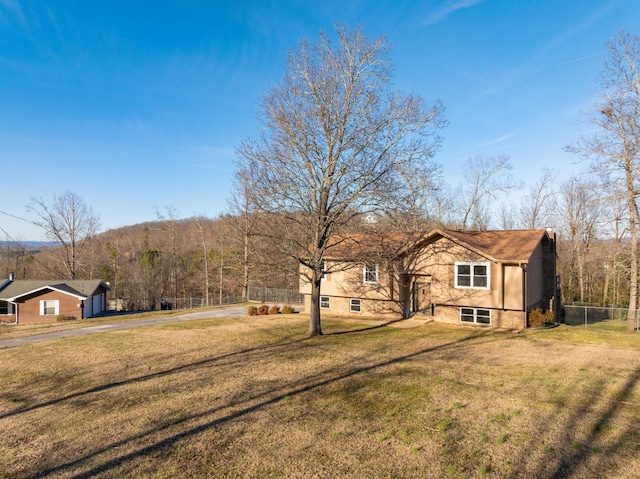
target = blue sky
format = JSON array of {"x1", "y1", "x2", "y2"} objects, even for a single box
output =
[{"x1": 1, "y1": 0, "x2": 639, "y2": 240}]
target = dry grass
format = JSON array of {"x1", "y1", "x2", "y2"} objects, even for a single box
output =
[{"x1": 0, "y1": 314, "x2": 639, "y2": 478}]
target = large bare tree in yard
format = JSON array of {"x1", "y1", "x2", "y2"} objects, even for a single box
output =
[
  {"x1": 235, "y1": 25, "x2": 445, "y2": 336},
  {"x1": 28, "y1": 191, "x2": 100, "y2": 279},
  {"x1": 567, "y1": 31, "x2": 640, "y2": 330}
]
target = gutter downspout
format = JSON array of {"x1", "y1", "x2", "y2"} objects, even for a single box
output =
[{"x1": 522, "y1": 263, "x2": 528, "y2": 328}]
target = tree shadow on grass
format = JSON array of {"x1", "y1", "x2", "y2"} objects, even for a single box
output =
[{"x1": 25, "y1": 329, "x2": 494, "y2": 478}]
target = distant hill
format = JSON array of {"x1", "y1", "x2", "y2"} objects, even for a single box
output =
[{"x1": 0, "y1": 241, "x2": 57, "y2": 249}]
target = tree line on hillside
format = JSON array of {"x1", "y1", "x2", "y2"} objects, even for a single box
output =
[{"x1": 1, "y1": 27, "x2": 638, "y2": 335}]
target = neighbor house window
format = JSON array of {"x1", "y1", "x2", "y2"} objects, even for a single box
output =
[
  {"x1": 320, "y1": 296, "x2": 330, "y2": 309},
  {"x1": 40, "y1": 300, "x2": 59, "y2": 316},
  {"x1": 455, "y1": 262, "x2": 490, "y2": 289},
  {"x1": 460, "y1": 307, "x2": 491, "y2": 325},
  {"x1": 0, "y1": 300, "x2": 8, "y2": 315},
  {"x1": 350, "y1": 298, "x2": 361, "y2": 313},
  {"x1": 363, "y1": 263, "x2": 379, "y2": 284}
]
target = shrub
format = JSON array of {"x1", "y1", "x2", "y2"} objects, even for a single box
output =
[
  {"x1": 281, "y1": 305, "x2": 295, "y2": 314},
  {"x1": 528, "y1": 308, "x2": 555, "y2": 328},
  {"x1": 257, "y1": 304, "x2": 270, "y2": 315},
  {"x1": 247, "y1": 305, "x2": 258, "y2": 316},
  {"x1": 269, "y1": 305, "x2": 280, "y2": 315},
  {"x1": 56, "y1": 314, "x2": 77, "y2": 322}
]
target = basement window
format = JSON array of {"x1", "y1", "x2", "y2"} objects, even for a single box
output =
[
  {"x1": 350, "y1": 298, "x2": 361, "y2": 313},
  {"x1": 460, "y1": 307, "x2": 491, "y2": 325},
  {"x1": 320, "y1": 296, "x2": 330, "y2": 309}
]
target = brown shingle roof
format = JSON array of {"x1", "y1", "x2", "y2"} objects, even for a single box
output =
[
  {"x1": 323, "y1": 229, "x2": 550, "y2": 263},
  {"x1": 430, "y1": 229, "x2": 549, "y2": 263}
]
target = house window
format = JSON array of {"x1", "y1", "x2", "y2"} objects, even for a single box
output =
[
  {"x1": 320, "y1": 296, "x2": 330, "y2": 309},
  {"x1": 321, "y1": 261, "x2": 328, "y2": 281},
  {"x1": 0, "y1": 300, "x2": 8, "y2": 315},
  {"x1": 350, "y1": 298, "x2": 361, "y2": 313},
  {"x1": 455, "y1": 262, "x2": 489, "y2": 289},
  {"x1": 460, "y1": 307, "x2": 491, "y2": 325},
  {"x1": 363, "y1": 263, "x2": 379, "y2": 284},
  {"x1": 40, "y1": 300, "x2": 59, "y2": 316}
]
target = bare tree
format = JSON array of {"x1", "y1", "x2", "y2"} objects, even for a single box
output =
[
  {"x1": 519, "y1": 167, "x2": 557, "y2": 229},
  {"x1": 194, "y1": 217, "x2": 211, "y2": 305},
  {"x1": 556, "y1": 176, "x2": 604, "y2": 303},
  {"x1": 456, "y1": 155, "x2": 517, "y2": 230},
  {"x1": 154, "y1": 206, "x2": 182, "y2": 302},
  {"x1": 225, "y1": 166, "x2": 260, "y2": 302},
  {"x1": 235, "y1": 24, "x2": 445, "y2": 336},
  {"x1": 567, "y1": 30, "x2": 640, "y2": 329},
  {"x1": 28, "y1": 191, "x2": 100, "y2": 279}
]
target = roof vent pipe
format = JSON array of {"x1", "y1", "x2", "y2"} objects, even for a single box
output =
[{"x1": 9, "y1": 272, "x2": 14, "y2": 281}]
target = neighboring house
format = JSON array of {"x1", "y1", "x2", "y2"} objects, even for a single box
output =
[
  {"x1": 300, "y1": 229, "x2": 558, "y2": 329},
  {"x1": 0, "y1": 274, "x2": 112, "y2": 324}
]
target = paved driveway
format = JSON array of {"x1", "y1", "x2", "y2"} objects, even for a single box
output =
[{"x1": 0, "y1": 305, "x2": 251, "y2": 349}]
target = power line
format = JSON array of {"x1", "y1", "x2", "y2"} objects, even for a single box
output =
[{"x1": 0, "y1": 209, "x2": 38, "y2": 225}]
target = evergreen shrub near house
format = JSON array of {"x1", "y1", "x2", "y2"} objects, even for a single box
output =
[
  {"x1": 56, "y1": 314, "x2": 77, "y2": 321},
  {"x1": 528, "y1": 308, "x2": 555, "y2": 328},
  {"x1": 248, "y1": 305, "x2": 258, "y2": 316},
  {"x1": 269, "y1": 305, "x2": 280, "y2": 315},
  {"x1": 258, "y1": 304, "x2": 270, "y2": 315},
  {"x1": 281, "y1": 305, "x2": 295, "y2": 314}
]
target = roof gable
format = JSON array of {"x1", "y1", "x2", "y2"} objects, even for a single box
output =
[{"x1": 422, "y1": 229, "x2": 549, "y2": 263}]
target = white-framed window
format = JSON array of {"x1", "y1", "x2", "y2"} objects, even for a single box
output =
[
  {"x1": 40, "y1": 300, "x2": 59, "y2": 316},
  {"x1": 0, "y1": 300, "x2": 9, "y2": 315},
  {"x1": 320, "y1": 296, "x2": 330, "y2": 309},
  {"x1": 460, "y1": 307, "x2": 491, "y2": 325},
  {"x1": 363, "y1": 263, "x2": 379, "y2": 284},
  {"x1": 455, "y1": 262, "x2": 490, "y2": 289},
  {"x1": 350, "y1": 298, "x2": 361, "y2": 313}
]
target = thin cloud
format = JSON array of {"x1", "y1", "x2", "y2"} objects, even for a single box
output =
[
  {"x1": 0, "y1": 0, "x2": 27, "y2": 29},
  {"x1": 481, "y1": 133, "x2": 514, "y2": 148},
  {"x1": 423, "y1": 0, "x2": 483, "y2": 25}
]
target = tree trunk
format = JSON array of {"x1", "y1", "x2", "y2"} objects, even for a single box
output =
[
  {"x1": 626, "y1": 170, "x2": 638, "y2": 331},
  {"x1": 308, "y1": 271, "x2": 323, "y2": 337}
]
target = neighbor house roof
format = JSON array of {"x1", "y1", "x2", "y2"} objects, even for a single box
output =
[{"x1": 0, "y1": 279, "x2": 111, "y2": 302}]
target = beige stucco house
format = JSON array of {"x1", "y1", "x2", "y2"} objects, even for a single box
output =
[
  {"x1": 0, "y1": 275, "x2": 112, "y2": 324},
  {"x1": 300, "y1": 229, "x2": 558, "y2": 329}
]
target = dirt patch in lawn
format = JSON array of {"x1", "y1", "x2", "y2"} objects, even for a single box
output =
[{"x1": 0, "y1": 315, "x2": 638, "y2": 478}]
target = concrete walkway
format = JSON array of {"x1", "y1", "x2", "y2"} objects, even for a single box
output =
[{"x1": 0, "y1": 306, "x2": 250, "y2": 349}]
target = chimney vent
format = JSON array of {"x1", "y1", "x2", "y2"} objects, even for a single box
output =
[{"x1": 9, "y1": 272, "x2": 15, "y2": 281}]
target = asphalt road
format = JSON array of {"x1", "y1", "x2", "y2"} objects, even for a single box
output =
[{"x1": 0, "y1": 305, "x2": 252, "y2": 349}]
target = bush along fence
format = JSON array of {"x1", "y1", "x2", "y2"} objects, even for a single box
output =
[{"x1": 563, "y1": 304, "x2": 640, "y2": 331}]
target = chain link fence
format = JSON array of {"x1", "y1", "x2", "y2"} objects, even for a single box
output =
[
  {"x1": 247, "y1": 286, "x2": 304, "y2": 304},
  {"x1": 563, "y1": 304, "x2": 639, "y2": 331},
  {"x1": 108, "y1": 287, "x2": 303, "y2": 312}
]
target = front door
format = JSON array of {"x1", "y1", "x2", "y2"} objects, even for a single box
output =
[{"x1": 412, "y1": 280, "x2": 431, "y2": 315}]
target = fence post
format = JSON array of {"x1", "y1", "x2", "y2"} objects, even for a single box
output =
[{"x1": 584, "y1": 306, "x2": 587, "y2": 329}]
